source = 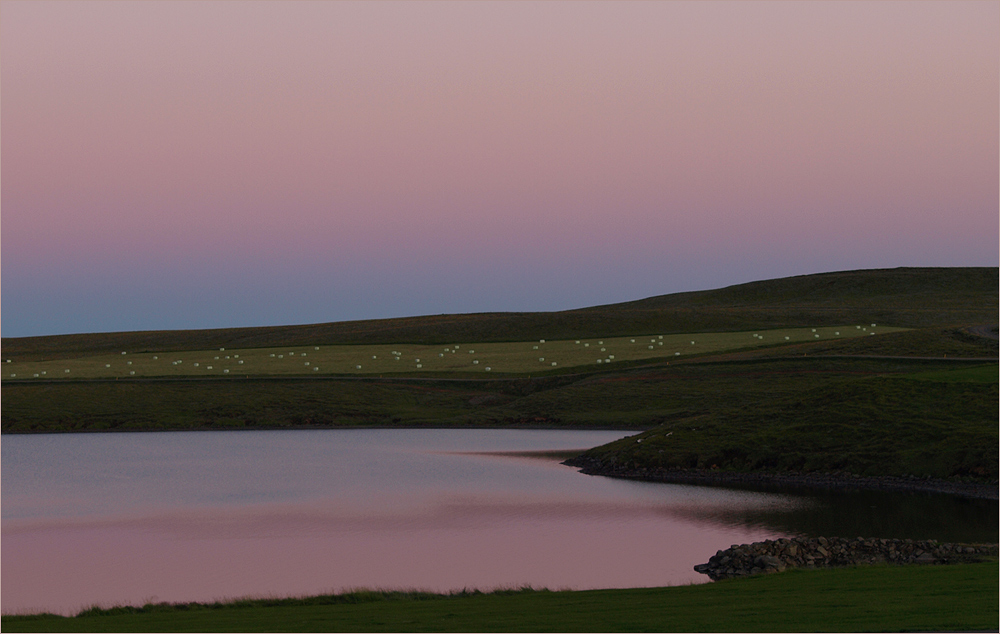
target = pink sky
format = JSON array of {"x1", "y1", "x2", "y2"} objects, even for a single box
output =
[{"x1": 2, "y1": 1, "x2": 997, "y2": 337}]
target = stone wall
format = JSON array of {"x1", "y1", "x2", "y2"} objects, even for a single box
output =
[{"x1": 694, "y1": 536, "x2": 998, "y2": 580}]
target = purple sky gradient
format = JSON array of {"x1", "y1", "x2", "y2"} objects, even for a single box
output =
[{"x1": 2, "y1": 1, "x2": 997, "y2": 338}]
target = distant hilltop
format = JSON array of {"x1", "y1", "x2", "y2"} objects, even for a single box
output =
[{"x1": 3, "y1": 267, "x2": 997, "y2": 361}]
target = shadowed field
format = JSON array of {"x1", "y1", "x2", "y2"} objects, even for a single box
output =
[{"x1": 3, "y1": 563, "x2": 996, "y2": 632}]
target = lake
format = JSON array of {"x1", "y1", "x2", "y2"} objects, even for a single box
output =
[{"x1": 2, "y1": 429, "x2": 996, "y2": 615}]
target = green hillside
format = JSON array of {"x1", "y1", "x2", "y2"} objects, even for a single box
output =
[
  {"x1": 3, "y1": 267, "x2": 996, "y2": 361},
  {"x1": 566, "y1": 367, "x2": 999, "y2": 481},
  {"x1": 3, "y1": 267, "x2": 996, "y2": 487}
]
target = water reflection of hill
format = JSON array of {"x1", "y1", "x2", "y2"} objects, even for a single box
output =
[{"x1": 663, "y1": 485, "x2": 998, "y2": 544}]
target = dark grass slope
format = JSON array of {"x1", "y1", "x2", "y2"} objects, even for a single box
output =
[
  {"x1": 3, "y1": 563, "x2": 997, "y2": 632},
  {"x1": 4, "y1": 267, "x2": 996, "y2": 361},
  {"x1": 567, "y1": 369, "x2": 999, "y2": 481},
  {"x1": 616, "y1": 266, "x2": 996, "y2": 310}
]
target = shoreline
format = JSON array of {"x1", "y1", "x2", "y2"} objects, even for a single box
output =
[
  {"x1": 562, "y1": 458, "x2": 999, "y2": 500},
  {"x1": 0, "y1": 424, "x2": 643, "y2": 435}
]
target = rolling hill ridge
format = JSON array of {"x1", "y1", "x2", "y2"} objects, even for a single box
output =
[{"x1": 4, "y1": 267, "x2": 996, "y2": 361}]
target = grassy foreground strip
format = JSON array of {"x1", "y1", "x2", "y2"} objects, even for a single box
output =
[{"x1": 4, "y1": 563, "x2": 997, "y2": 632}]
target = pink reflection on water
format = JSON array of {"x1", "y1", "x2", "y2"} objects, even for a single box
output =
[{"x1": 2, "y1": 497, "x2": 782, "y2": 616}]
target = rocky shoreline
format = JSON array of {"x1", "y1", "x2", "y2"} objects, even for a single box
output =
[
  {"x1": 694, "y1": 536, "x2": 999, "y2": 580},
  {"x1": 562, "y1": 457, "x2": 999, "y2": 500}
]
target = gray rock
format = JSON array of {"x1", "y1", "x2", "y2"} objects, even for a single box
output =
[
  {"x1": 755, "y1": 555, "x2": 784, "y2": 569},
  {"x1": 693, "y1": 537, "x2": 997, "y2": 581}
]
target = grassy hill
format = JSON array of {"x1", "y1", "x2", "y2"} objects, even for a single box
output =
[
  {"x1": 566, "y1": 363, "x2": 998, "y2": 481},
  {"x1": 3, "y1": 267, "x2": 996, "y2": 361},
  {"x1": 3, "y1": 267, "x2": 996, "y2": 488}
]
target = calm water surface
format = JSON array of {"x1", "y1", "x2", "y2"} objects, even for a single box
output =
[{"x1": 2, "y1": 429, "x2": 996, "y2": 615}]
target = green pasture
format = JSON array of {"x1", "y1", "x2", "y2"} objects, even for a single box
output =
[
  {"x1": 3, "y1": 563, "x2": 996, "y2": 632},
  {"x1": 2, "y1": 325, "x2": 902, "y2": 380},
  {"x1": 575, "y1": 367, "x2": 999, "y2": 480}
]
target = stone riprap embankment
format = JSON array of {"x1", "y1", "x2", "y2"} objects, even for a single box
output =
[{"x1": 694, "y1": 537, "x2": 998, "y2": 581}]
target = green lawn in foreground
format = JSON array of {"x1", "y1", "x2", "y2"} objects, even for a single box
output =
[
  {"x1": 3, "y1": 563, "x2": 996, "y2": 632},
  {"x1": 2, "y1": 326, "x2": 902, "y2": 379}
]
